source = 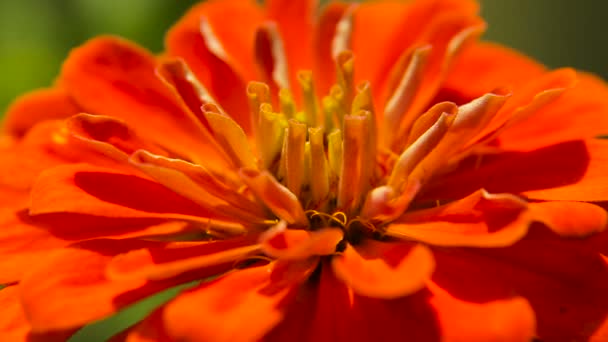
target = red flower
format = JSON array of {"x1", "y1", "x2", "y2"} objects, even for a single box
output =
[{"x1": 1, "y1": 0, "x2": 608, "y2": 341}]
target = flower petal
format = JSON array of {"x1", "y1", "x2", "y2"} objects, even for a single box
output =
[
  {"x1": 352, "y1": 0, "x2": 479, "y2": 95},
  {"x1": 387, "y1": 190, "x2": 531, "y2": 247},
  {"x1": 65, "y1": 113, "x2": 169, "y2": 163},
  {"x1": 529, "y1": 201, "x2": 607, "y2": 237},
  {"x1": 59, "y1": 36, "x2": 224, "y2": 164},
  {"x1": 267, "y1": 264, "x2": 440, "y2": 342},
  {"x1": 498, "y1": 72, "x2": 608, "y2": 150},
  {"x1": 265, "y1": 0, "x2": 317, "y2": 95},
  {"x1": 166, "y1": 0, "x2": 262, "y2": 129},
  {"x1": 313, "y1": 2, "x2": 352, "y2": 95},
  {"x1": 431, "y1": 227, "x2": 608, "y2": 341},
  {"x1": 423, "y1": 139, "x2": 608, "y2": 202},
  {"x1": 3, "y1": 88, "x2": 80, "y2": 138},
  {"x1": 29, "y1": 164, "x2": 228, "y2": 222},
  {"x1": 260, "y1": 222, "x2": 343, "y2": 260},
  {"x1": 332, "y1": 241, "x2": 434, "y2": 299},
  {"x1": 164, "y1": 261, "x2": 308, "y2": 342},
  {"x1": 106, "y1": 238, "x2": 260, "y2": 281},
  {"x1": 130, "y1": 150, "x2": 265, "y2": 227},
  {"x1": 239, "y1": 169, "x2": 308, "y2": 226},
  {"x1": 0, "y1": 285, "x2": 73, "y2": 341},
  {"x1": 19, "y1": 239, "x2": 182, "y2": 332}
]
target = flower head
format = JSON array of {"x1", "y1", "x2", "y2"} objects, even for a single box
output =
[{"x1": 1, "y1": 0, "x2": 608, "y2": 341}]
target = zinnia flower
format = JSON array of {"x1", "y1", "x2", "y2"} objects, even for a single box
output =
[{"x1": 1, "y1": 0, "x2": 608, "y2": 341}]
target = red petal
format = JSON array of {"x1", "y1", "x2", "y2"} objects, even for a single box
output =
[
  {"x1": 267, "y1": 264, "x2": 440, "y2": 342},
  {"x1": 423, "y1": 139, "x2": 608, "y2": 202},
  {"x1": 431, "y1": 226, "x2": 608, "y2": 341},
  {"x1": 29, "y1": 164, "x2": 224, "y2": 221}
]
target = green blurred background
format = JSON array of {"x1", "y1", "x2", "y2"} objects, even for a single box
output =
[{"x1": 1, "y1": 0, "x2": 606, "y2": 114}]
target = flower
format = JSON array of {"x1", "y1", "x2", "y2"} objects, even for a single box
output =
[{"x1": 1, "y1": 0, "x2": 608, "y2": 341}]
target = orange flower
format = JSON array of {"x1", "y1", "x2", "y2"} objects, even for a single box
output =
[{"x1": 1, "y1": 0, "x2": 608, "y2": 341}]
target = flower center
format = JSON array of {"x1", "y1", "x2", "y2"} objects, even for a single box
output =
[{"x1": 247, "y1": 51, "x2": 381, "y2": 227}]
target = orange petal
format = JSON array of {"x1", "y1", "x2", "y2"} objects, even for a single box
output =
[
  {"x1": 29, "y1": 164, "x2": 227, "y2": 222},
  {"x1": 164, "y1": 261, "x2": 307, "y2": 342},
  {"x1": 332, "y1": 241, "x2": 434, "y2": 299},
  {"x1": 260, "y1": 222, "x2": 343, "y2": 260},
  {"x1": 387, "y1": 190, "x2": 531, "y2": 247},
  {"x1": 59, "y1": 36, "x2": 224, "y2": 165},
  {"x1": 166, "y1": 0, "x2": 262, "y2": 127},
  {"x1": 0, "y1": 207, "x2": 193, "y2": 284},
  {"x1": 106, "y1": 238, "x2": 259, "y2": 281},
  {"x1": 427, "y1": 281, "x2": 536, "y2": 342},
  {"x1": 423, "y1": 139, "x2": 608, "y2": 202},
  {"x1": 439, "y1": 41, "x2": 546, "y2": 103},
  {"x1": 3, "y1": 87, "x2": 80, "y2": 138},
  {"x1": 498, "y1": 72, "x2": 608, "y2": 150},
  {"x1": 529, "y1": 201, "x2": 607, "y2": 237},
  {"x1": 470, "y1": 68, "x2": 577, "y2": 145},
  {"x1": 130, "y1": 151, "x2": 264, "y2": 227},
  {"x1": 19, "y1": 239, "x2": 184, "y2": 332},
  {"x1": 0, "y1": 121, "x2": 68, "y2": 192},
  {"x1": 431, "y1": 227, "x2": 608, "y2": 341},
  {"x1": 0, "y1": 285, "x2": 73, "y2": 341}
]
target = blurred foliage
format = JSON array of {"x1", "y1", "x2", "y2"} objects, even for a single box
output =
[{"x1": 1, "y1": 0, "x2": 607, "y2": 114}]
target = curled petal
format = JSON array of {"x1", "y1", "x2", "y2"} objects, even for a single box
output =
[
  {"x1": 332, "y1": 241, "x2": 435, "y2": 299},
  {"x1": 260, "y1": 221, "x2": 343, "y2": 260},
  {"x1": 387, "y1": 190, "x2": 531, "y2": 247},
  {"x1": 59, "y1": 36, "x2": 223, "y2": 165}
]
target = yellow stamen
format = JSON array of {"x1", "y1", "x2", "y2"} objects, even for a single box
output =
[
  {"x1": 278, "y1": 88, "x2": 296, "y2": 119},
  {"x1": 283, "y1": 119, "x2": 307, "y2": 197},
  {"x1": 308, "y1": 127, "x2": 329, "y2": 210},
  {"x1": 258, "y1": 103, "x2": 287, "y2": 170},
  {"x1": 297, "y1": 71, "x2": 319, "y2": 127}
]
